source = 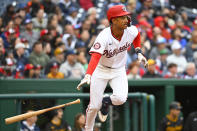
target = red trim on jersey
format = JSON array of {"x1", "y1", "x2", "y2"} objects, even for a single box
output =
[
  {"x1": 110, "y1": 26, "x2": 124, "y2": 41},
  {"x1": 133, "y1": 32, "x2": 141, "y2": 48},
  {"x1": 89, "y1": 51, "x2": 102, "y2": 55},
  {"x1": 86, "y1": 53, "x2": 102, "y2": 75}
]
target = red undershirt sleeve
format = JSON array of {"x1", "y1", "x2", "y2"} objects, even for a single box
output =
[
  {"x1": 133, "y1": 32, "x2": 141, "y2": 49},
  {"x1": 86, "y1": 53, "x2": 102, "y2": 75}
]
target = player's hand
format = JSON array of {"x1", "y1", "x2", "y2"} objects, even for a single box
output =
[
  {"x1": 77, "y1": 74, "x2": 91, "y2": 90},
  {"x1": 137, "y1": 53, "x2": 148, "y2": 68}
]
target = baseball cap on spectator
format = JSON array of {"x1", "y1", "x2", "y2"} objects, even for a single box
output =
[
  {"x1": 8, "y1": 28, "x2": 15, "y2": 34},
  {"x1": 15, "y1": 43, "x2": 25, "y2": 49},
  {"x1": 169, "y1": 101, "x2": 182, "y2": 110},
  {"x1": 66, "y1": 49, "x2": 76, "y2": 56},
  {"x1": 148, "y1": 59, "x2": 156, "y2": 65},
  {"x1": 171, "y1": 40, "x2": 181, "y2": 50},
  {"x1": 40, "y1": 29, "x2": 49, "y2": 37},
  {"x1": 54, "y1": 47, "x2": 64, "y2": 56},
  {"x1": 24, "y1": 64, "x2": 34, "y2": 71},
  {"x1": 75, "y1": 41, "x2": 85, "y2": 48},
  {"x1": 69, "y1": 7, "x2": 78, "y2": 14},
  {"x1": 156, "y1": 37, "x2": 167, "y2": 44},
  {"x1": 160, "y1": 49, "x2": 168, "y2": 55},
  {"x1": 24, "y1": 19, "x2": 32, "y2": 24},
  {"x1": 169, "y1": 5, "x2": 176, "y2": 11},
  {"x1": 50, "y1": 62, "x2": 59, "y2": 69}
]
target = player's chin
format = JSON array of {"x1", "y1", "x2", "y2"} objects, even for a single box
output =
[{"x1": 122, "y1": 24, "x2": 128, "y2": 29}]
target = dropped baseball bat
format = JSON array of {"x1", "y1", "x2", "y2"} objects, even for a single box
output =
[{"x1": 5, "y1": 99, "x2": 80, "y2": 125}]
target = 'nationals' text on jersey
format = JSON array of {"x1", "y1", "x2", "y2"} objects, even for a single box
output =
[{"x1": 90, "y1": 25, "x2": 139, "y2": 68}]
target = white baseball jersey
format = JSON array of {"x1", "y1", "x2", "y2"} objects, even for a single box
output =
[{"x1": 89, "y1": 25, "x2": 139, "y2": 68}]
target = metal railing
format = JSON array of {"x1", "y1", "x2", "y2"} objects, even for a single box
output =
[{"x1": 0, "y1": 93, "x2": 155, "y2": 131}]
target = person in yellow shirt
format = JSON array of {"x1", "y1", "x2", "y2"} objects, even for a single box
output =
[
  {"x1": 158, "y1": 101, "x2": 183, "y2": 131},
  {"x1": 47, "y1": 62, "x2": 64, "y2": 79}
]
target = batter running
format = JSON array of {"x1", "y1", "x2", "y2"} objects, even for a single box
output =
[{"x1": 77, "y1": 5, "x2": 148, "y2": 131}]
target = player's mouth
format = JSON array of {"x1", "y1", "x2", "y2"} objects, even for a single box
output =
[{"x1": 123, "y1": 23, "x2": 128, "y2": 28}]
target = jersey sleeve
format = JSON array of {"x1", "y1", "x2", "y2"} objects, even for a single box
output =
[
  {"x1": 89, "y1": 30, "x2": 107, "y2": 55},
  {"x1": 127, "y1": 26, "x2": 141, "y2": 48}
]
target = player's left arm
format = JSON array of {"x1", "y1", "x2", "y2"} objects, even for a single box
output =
[{"x1": 132, "y1": 32, "x2": 148, "y2": 68}]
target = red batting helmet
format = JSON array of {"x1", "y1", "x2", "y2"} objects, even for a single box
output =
[{"x1": 107, "y1": 5, "x2": 131, "y2": 22}]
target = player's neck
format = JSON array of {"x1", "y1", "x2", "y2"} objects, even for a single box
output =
[{"x1": 111, "y1": 25, "x2": 124, "y2": 39}]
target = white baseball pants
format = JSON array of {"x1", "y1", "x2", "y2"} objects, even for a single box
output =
[{"x1": 85, "y1": 65, "x2": 128, "y2": 131}]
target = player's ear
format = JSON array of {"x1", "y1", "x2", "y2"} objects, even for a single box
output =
[{"x1": 127, "y1": 16, "x2": 132, "y2": 26}]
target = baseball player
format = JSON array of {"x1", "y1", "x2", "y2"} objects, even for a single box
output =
[{"x1": 77, "y1": 5, "x2": 148, "y2": 131}]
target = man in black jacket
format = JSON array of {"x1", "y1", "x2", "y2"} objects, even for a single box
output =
[{"x1": 184, "y1": 111, "x2": 197, "y2": 131}]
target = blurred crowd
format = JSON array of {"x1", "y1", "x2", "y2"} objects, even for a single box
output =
[
  {"x1": 0, "y1": 0, "x2": 197, "y2": 79},
  {"x1": 21, "y1": 109, "x2": 102, "y2": 131}
]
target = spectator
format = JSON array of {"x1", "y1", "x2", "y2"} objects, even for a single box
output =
[
  {"x1": 20, "y1": 19, "x2": 40, "y2": 47},
  {"x1": 170, "y1": 28, "x2": 187, "y2": 49},
  {"x1": 77, "y1": 51, "x2": 88, "y2": 71},
  {"x1": 47, "y1": 61, "x2": 64, "y2": 79},
  {"x1": 2, "y1": 4, "x2": 16, "y2": 26},
  {"x1": 154, "y1": 16, "x2": 171, "y2": 40},
  {"x1": 59, "y1": 50, "x2": 85, "y2": 79},
  {"x1": 4, "y1": 51, "x2": 16, "y2": 76},
  {"x1": 149, "y1": 36, "x2": 169, "y2": 60},
  {"x1": 1, "y1": 27, "x2": 18, "y2": 49},
  {"x1": 62, "y1": 34, "x2": 77, "y2": 50},
  {"x1": 58, "y1": 0, "x2": 79, "y2": 17},
  {"x1": 13, "y1": 15, "x2": 23, "y2": 36},
  {"x1": 32, "y1": 8, "x2": 48, "y2": 32},
  {"x1": 167, "y1": 40, "x2": 187, "y2": 73},
  {"x1": 0, "y1": 17, "x2": 5, "y2": 35},
  {"x1": 143, "y1": 59, "x2": 161, "y2": 78},
  {"x1": 158, "y1": 101, "x2": 183, "y2": 131},
  {"x1": 66, "y1": 7, "x2": 79, "y2": 25},
  {"x1": 164, "y1": 63, "x2": 179, "y2": 78},
  {"x1": 43, "y1": 42, "x2": 52, "y2": 58},
  {"x1": 184, "y1": 111, "x2": 197, "y2": 131},
  {"x1": 64, "y1": 24, "x2": 75, "y2": 35},
  {"x1": 33, "y1": 64, "x2": 42, "y2": 78},
  {"x1": 127, "y1": 0, "x2": 138, "y2": 25},
  {"x1": 183, "y1": 62, "x2": 197, "y2": 79},
  {"x1": 26, "y1": 0, "x2": 44, "y2": 18},
  {"x1": 73, "y1": 113, "x2": 86, "y2": 131},
  {"x1": 185, "y1": 30, "x2": 197, "y2": 62},
  {"x1": 41, "y1": 0, "x2": 57, "y2": 14},
  {"x1": 24, "y1": 63, "x2": 34, "y2": 78},
  {"x1": 45, "y1": 47, "x2": 65, "y2": 74},
  {"x1": 192, "y1": 18, "x2": 197, "y2": 31},
  {"x1": 45, "y1": 108, "x2": 71, "y2": 131},
  {"x1": 29, "y1": 41, "x2": 50, "y2": 67},
  {"x1": 156, "y1": 48, "x2": 169, "y2": 75},
  {"x1": 47, "y1": 14, "x2": 63, "y2": 34},
  {"x1": 127, "y1": 61, "x2": 141, "y2": 79},
  {"x1": 0, "y1": 38, "x2": 6, "y2": 65},
  {"x1": 14, "y1": 43, "x2": 28, "y2": 68},
  {"x1": 20, "y1": 110, "x2": 40, "y2": 131}
]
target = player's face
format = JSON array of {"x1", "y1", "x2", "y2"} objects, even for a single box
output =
[{"x1": 113, "y1": 15, "x2": 128, "y2": 29}]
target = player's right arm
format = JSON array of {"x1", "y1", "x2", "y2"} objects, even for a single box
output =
[
  {"x1": 129, "y1": 26, "x2": 148, "y2": 68},
  {"x1": 77, "y1": 30, "x2": 107, "y2": 90}
]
